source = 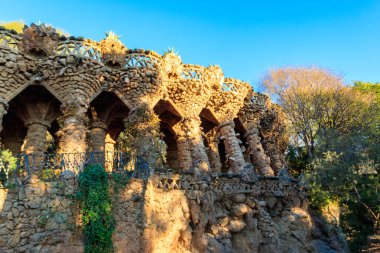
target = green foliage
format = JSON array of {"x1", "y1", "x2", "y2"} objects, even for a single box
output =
[
  {"x1": 163, "y1": 47, "x2": 179, "y2": 56},
  {"x1": 105, "y1": 30, "x2": 121, "y2": 41},
  {"x1": 0, "y1": 149, "x2": 17, "y2": 186},
  {"x1": 274, "y1": 74, "x2": 380, "y2": 252},
  {"x1": 307, "y1": 186, "x2": 334, "y2": 210},
  {"x1": 109, "y1": 172, "x2": 131, "y2": 194},
  {"x1": 117, "y1": 104, "x2": 166, "y2": 169},
  {"x1": 300, "y1": 146, "x2": 379, "y2": 252},
  {"x1": 286, "y1": 145, "x2": 309, "y2": 176},
  {"x1": 0, "y1": 20, "x2": 25, "y2": 33},
  {"x1": 77, "y1": 165, "x2": 115, "y2": 253},
  {"x1": 0, "y1": 21, "x2": 69, "y2": 36},
  {"x1": 353, "y1": 81, "x2": 380, "y2": 103}
]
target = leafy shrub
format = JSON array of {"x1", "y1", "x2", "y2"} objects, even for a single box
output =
[
  {"x1": 77, "y1": 164, "x2": 115, "y2": 253},
  {"x1": 0, "y1": 149, "x2": 17, "y2": 186}
]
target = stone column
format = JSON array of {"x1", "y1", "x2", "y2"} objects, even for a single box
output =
[
  {"x1": 21, "y1": 120, "x2": 50, "y2": 154},
  {"x1": 246, "y1": 128, "x2": 274, "y2": 176},
  {"x1": 206, "y1": 129, "x2": 222, "y2": 173},
  {"x1": 0, "y1": 100, "x2": 8, "y2": 135},
  {"x1": 181, "y1": 116, "x2": 210, "y2": 174},
  {"x1": 88, "y1": 121, "x2": 107, "y2": 152},
  {"x1": 57, "y1": 102, "x2": 88, "y2": 154},
  {"x1": 56, "y1": 102, "x2": 88, "y2": 172},
  {"x1": 123, "y1": 104, "x2": 163, "y2": 175},
  {"x1": 105, "y1": 133, "x2": 116, "y2": 172},
  {"x1": 218, "y1": 121, "x2": 246, "y2": 173},
  {"x1": 175, "y1": 133, "x2": 192, "y2": 171}
]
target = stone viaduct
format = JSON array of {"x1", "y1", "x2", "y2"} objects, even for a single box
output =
[{"x1": 0, "y1": 24, "x2": 287, "y2": 177}]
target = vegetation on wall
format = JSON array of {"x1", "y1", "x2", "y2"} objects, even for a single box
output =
[
  {"x1": 0, "y1": 20, "x2": 25, "y2": 33},
  {"x1": 117, "y1": 103, "x2": 167, "y2": 170},
  {"x1": 263, "y1": 68, "x2": 380, "y2": 252},
  {"x1": 0, "y1": 149, "x2": 17, "y2": 186},
  {"x1": 0, "y1": 20, "x2": 69, "y2": 36},
  {"x1": 77, "y1": 164, "x2": 115, "y2": 253}
]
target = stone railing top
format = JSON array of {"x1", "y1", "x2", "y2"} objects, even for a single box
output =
[
  {"x1": 57, "y1": 38, "x2": 101, "y2": 61},
  {"x1": 180, "y1": 64, "x2": 205, "y2": 81},
  {"x1": 0, "y1": 26, "x2": 252, "y2": 93},
  {"x1": 221, "y1": 78, "x2": 250, "y2": 94},
  {"x1": 5, "y1": 152, "x2": 150, "y2": 183},
  {"x1": 125, "y1": 48, "x2": 162, "y2": 69}
]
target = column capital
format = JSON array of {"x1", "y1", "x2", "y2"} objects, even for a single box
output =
[
  {"x1": 218, "y1": 120, "x2": 235, "y2": 129},
  {"x1": 181, "y1": 115, "x2": 201, "y2": 121},
  {"x1": 24, "y1": 119, "x2": 51, "y2": 128},
  {"x1": 90, "y1": 120, "x2": 107, "y2": 130}
]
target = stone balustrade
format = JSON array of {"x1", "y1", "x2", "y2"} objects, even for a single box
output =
[{"x1": 56, "y1": 38, "x2": 101, "y2": 62}]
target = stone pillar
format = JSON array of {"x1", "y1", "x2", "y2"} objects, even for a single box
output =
[
  {"x1": 206, "y1": 129, "x2": 222, "y2": 173},
  {"x1": 57, "y1": 102, "x2": 88, "y2": 172},
  {"x1": 105, "y1": 133, "x2": 116, "y2": 154},
  {"x1": 175, "y1": 133, "x2": 192, "y2": 171},
  {"x1": 57, "y1": 102, "x2": 88, "y2": 154},
  {"x1": 181, "y1": 116, "x2": 210, "y2": 174},
  {"x1": 0, "y1": 100, "x2": 8, "y2": 135},
  {"x1": 88, "y1": 121, "x2": 107, "y2": 152},
  {"x1": 218, "y1": 121, "x2": 246, "y2": 173},
  {"x1": 246, "y1": 128, "x2": 274, "y2": 176},
  {"x1": 105, "y1": 133, "x2": 116, "y2": 172},
  {"x1": 21, "y1": 120, "x2": 50, "y2": 154},
  {"x1": 123, "y1": 104, "x2": 163, "y2": 174}
]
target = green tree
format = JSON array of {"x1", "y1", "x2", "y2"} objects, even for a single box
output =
[
  {"x1": 77, "y1": 164, "x2": 115, "y2": 253},
  {"x1": 263, "y1": 67, "x2": 380, "y2": 252},
  {"x1": 262, "y1": 67, "x2": 377, "y2": 161}
]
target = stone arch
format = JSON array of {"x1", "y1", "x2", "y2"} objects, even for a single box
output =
[
  {"x1": 87, "y1": 91, "x2": 131, "y2": 153},
  {"x1": 153, "y1": 99, "x2": 182, "y2": 171},
  {"x1": 89, "y1": 89, "x2": 133, "y2": 111},
  {"x1": 1, "y1": 85, "x2": 61, "y2": 154},
  {"x1": 6, "y1": 83, "x2": 64, "y2": 105}
]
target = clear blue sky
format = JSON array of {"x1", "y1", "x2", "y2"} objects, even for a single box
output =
[{"x1": 1, "y1": 0, "x2": 379, "y2": 90}]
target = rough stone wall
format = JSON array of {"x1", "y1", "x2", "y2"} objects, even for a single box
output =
[
  {"x1": 0, "y1": 174, "x2": 82, "y2": 253},
  {"x1": 0, "y1": 174, "x2": 348, "y2": 253},
  {"x1": 112, "y1": 179, "x2": 146, "y2": 253}
]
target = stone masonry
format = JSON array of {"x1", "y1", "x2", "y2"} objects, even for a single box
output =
[{"x1": 0, "y1": 24, "x2": 275, "y2": 175}]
